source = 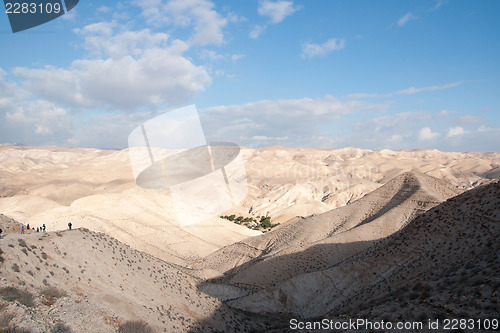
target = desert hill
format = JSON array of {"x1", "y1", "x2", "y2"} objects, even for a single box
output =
[
  {"x1": 0, "y1": 144, "x2": 499, "y2": 332},
  {"x1": 0, "y1": 227, "x2": 276, "y2": 332},
  {"x1": 1, "y1": 180, "x2": 497, "y2": 332},
  {"x1": 225, "y1": 180, "x2": 500, "y2": 323},
  {"x1": 238, "y1": 147, "x2": 499, "y2": 223},
  {"x1": 1, "y1": 144, "x2": 498, "y2": 265},
  {"x1": 192, "y1": 172, "x2": 460, "y2": 287},
  {"x1": 0, "y1": 214, "x2": 23, "y2": 235},
  {"x1": 0, "y1": 145, "x2": 259, "y2": 265}
]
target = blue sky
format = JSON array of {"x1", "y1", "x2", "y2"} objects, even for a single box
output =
[{"x1": 0, "y1": 0, "x2": 499, "y2": 151}]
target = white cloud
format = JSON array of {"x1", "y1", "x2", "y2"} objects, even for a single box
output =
[
  {"x1": 76, "y1": 21, "x2": 113, "y2": 36},
  {"x1": 0, "y1": 68, "x2": 156, "y2": 147},
  {"x1": 387, "y1": 134, "x2": 403, "y2": 143},
  {"x1": 348, "y1": 81, "x2": 462, "y2": 99},
  {"x1": 301, "y1": 38, "x2": 345, "y2": 58},
  {"x1": 452, "y1": 116, "x2": 486, "y2": 124},
  {"x1": 478, "y1": 125, "x2": 493, "y2": 132},
  {"x1": 349, "y1": 111, "x2": 427, "y2": 149},
  {"x1": 444, "y1": 126, "x2": 500, "y2": 152},
  {"x1": 231, "y1": 54, "x2": 245, "y2": 62},
  {"x1": 61, "y1": 8, "x2": 77, "y2": 21},
  {"x1": 227, "y1": 12, "x2": 246, "y2": 23},
  {"x1": 431, "y1": 0, "x2": 448, "y2": 11},
  {"x1": 252, "y1": 135, "x2": 288, "y2": 141},
  {"x1": 133, "y1": 0, "x2": 228, "y2": 46},
  {"x1": 249, "y1": 24, "x2": 267, "y2": 39},
  {"x1": 346, "y1": 93, "x2": 378, "y2": 99},
  {"x1": 1, "y1": 59, "x2": 495, "y2": 151},
  {"x1": 75, "y1": 24, "x2": 169, "y2": 59},
  {"x1": 0, "y1": 69, "x2": 26, "y2": 109},
  {"x1": 447, "y1": 126, "x2": 467, "y2": 137},
  {"x1": 13, "y1": 26, "x2": 211, "y2": 111},
  {"x1": 6, "y1": 100, "x2": 72, "y2": 136},
  {"x1": 69, "y1": 111, "x2": 155, "y2": 148},
  {"x1": 2, "y1": 68, "x2": 498, "y2": 151},
  {"x1": 418, "y1": 127, "x2": 440, "y2": 140},
  {"x1": 201, "y1": 95, "x2": 391, "y2": 147},
  {"x1": 214, "y1": 69, "x2": 225, "y2": 77},
  {"x1": 437, "y1": 109, "x2": 453, "y2": 117},
  {"x1": 199, "y1": 49, "x2": 225, "y2": 61},
  {"x1": 396, "y1": 81, "x2": 462, "y2": 95},
  {"x1": 397, "y1": 12, "x2": 417, "y2": 27},
  {"x1": 96, "y1": 6, "x2": 111, "y2": 13},
  {"x1": 0, "y1": 81, "x2": 74, "y2": 144},
  {"x1": 0, "y1": 72, "x2": 72, "y2": 142},
  {"x1": 257, "y1": 0, "x2": 301, "y2": 24},
  {"x1": 346, "y1": 92, "x2": 391, "y2": 99}
]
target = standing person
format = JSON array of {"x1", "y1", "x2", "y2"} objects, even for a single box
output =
[
  {"x1": 42, "y1": 224, "x2": 46, "y2": 232},
  {"x1": 68, "y1": 222, "x2": 72, "y2": 230},
  {"x1": 0, "y1": 228, "x2": 3, "y2": 238},
  {"x1": 36, "y1": 227, "x2": 39, "y2": 233},
  {"x1": 27, "y1": 224, "x2": 30, "y2": 231},
  {"x1": 21, "y1": 225, "x2": 25, "y2": 234}
]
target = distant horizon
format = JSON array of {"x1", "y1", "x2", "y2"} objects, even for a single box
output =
[{"x1": 1, "y1": 142, "x2": 498, "y2": 154}]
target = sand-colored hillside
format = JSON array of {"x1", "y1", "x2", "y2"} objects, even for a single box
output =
[
  {"x1": 0, "y1": 228, "x2": 278, "y2": 332},
  {"x1": 0, "y1": 144, "x2": 498, "y2": 265},
  {"x1": 2, "y1": 189, "x2": 259, "y2": 265},
  {"x1": 1, "y1": 144, "x2": 498, "y2": 332},
  {"x1": 0, "y1": 214, "x2": 23, "y2": 235},
  {"x1": 194, "y1": 172, "x2": 460, "y2": 292},
  {"x1": 239, "y1": 147, "x2": 499, "y2": 222},
  {"x1": 226, "y1": 181, "x2": 500, "y2": 322},
  {"x1": 0, "y1": 145, "x2": 258, "y2": 265}
]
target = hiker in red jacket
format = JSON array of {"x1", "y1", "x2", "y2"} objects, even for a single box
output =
[{"x1": 68, "y1": 222, "x2": 72, "y2": 230}]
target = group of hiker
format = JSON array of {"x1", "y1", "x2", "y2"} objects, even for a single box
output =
[
  {"x1": 0, "y1": 221, "x2": 74, "y2": 237},
  {"x1": 20, "y1": 223, "x2": 46, "y2": 234}
]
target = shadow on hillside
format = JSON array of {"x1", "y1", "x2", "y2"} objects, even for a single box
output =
[
  {"x1": 199, "y1": 174, "x2": 424, "y2": 289},
  {"x1": 187, "y1": 303, "x2": 293, "y2": 332},
  {"x1": 192, "y1": 239, "x2": 379, "y2": 332},
  {"x1": 192, "y1": 181, "x2": 500, "y2": 331},
  {"x1": 208, "y1": 239, "x2": 378, "y2": 289},
  {"x1": 357, "y1": 177, "x2": 419, "y2": 228}
]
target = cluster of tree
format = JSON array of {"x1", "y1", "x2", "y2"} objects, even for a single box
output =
[{"x1": 219, "y1": 214, "x2": 277, "y2": 230}]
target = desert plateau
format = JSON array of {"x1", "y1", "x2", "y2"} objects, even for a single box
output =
[{"x1": 0, "y1": 144, "x2": 498, "y2": 332}]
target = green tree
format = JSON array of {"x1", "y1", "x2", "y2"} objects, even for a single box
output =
[{"x1": 260, "y1": 217, "x2": 271, "y2": 228}]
